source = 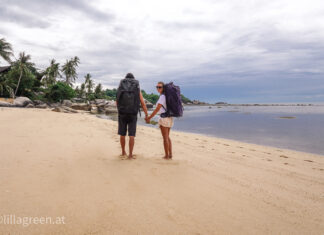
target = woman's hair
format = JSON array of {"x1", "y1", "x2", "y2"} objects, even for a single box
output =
[{"x1": 158, "y1": 81, "x2": 165, "y2": 94}]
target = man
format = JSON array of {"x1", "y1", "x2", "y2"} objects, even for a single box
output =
[{"x1": 116, "y1": 73, "x2": 148, "y2": 159}]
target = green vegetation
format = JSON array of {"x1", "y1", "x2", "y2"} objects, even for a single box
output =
[
  {"x1": 105, "y1": 88, "x2": 117, "y2": 100},
  {"x1": 0, "y1": 37, "x2": 192, "y2": 104},
  {"x1": 0, "y1": 38, "x2": 13, "y2": 63},
  {"x1": 45, "y1": 82, "x2": 76, "y2": 102},
  {"x1": 141, "y1": 90, "x2": 159, "y2": 104},
  {"x1": 181, "y1": 94, "x2": 191, "y2": 104}
]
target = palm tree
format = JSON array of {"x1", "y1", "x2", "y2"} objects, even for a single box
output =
[
  {"x1": 95, "y1": 83, "x2": 102, "y2": 94},
  {"x1": 0, "y1": 80, "x2": 14, "y2": 98},
  {"x1": 94, "y1": 83, "x2": 103, "y2": 98},
  {"x1": 61, "y1": 56, "x2": 80, "y2": 86},
  {"x1": 43, "y1": 59, "x2": 60, "y2": 87},
  {"x1": 0, "y1": 38, "x2": 13, "y2": 63},
  {"x1": 14, "y1": 52, "x2": 32, "y2": 97},
  {"x1": 80, "y1": 83, "x2": 86, "y2": 98},
  {"x1": 84, "y1": 73, "x2": 94, "y2": 94}
]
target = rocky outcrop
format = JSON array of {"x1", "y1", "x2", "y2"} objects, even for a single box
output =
[
  {"x1": 0, "y1": 97, "x2": 119, "y2": 115},
  {"x1": 52, "y1": 106, "x2": 78, "y2": 113},
  {"x1": 33, "y1": 100, "x2": 44, "y2": 106},
  {"x1": 90, "y1": 106, "x2": 99, "y2": 114},
  {"x1": 13, "y1": 97, "x2": 33, "y2": 107},
  {"x1": 71, "y1": 98, "x2": 85, "y2": 103},
  {"x1": 0, "y1": 101, "x2": 14, "y2": 107},
  {"x1": 62, "y1": 100, "x2": 72, "y2": 107},
  {"x1": 144, "y1": 99, "x2": 153, "y2": 109},
  {"x1": 71, "y1": 103, "x2": 91, "y2": 111},
  {"x1": 94, "y1": 99, "x2": 106, "y2": 105},
  {"x1": 35, "y1": 104, "x2": 48, "y2": 109},
  {"x1": 105, "y1": 107, "x2": 118, "y2": 115},
  {"x1": 26, "y1": 103, "x2": 35, "y2": 108},
  {"x1": 49, "y1": 102, "x2": 61, "y2": 108},
  {"x1": 0, "y1": 97, "x2": 34, "y2": 107}
]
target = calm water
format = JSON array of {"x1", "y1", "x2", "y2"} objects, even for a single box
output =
[{"x1": 99, "y1": 105, "x2": 324, "y2": 155}]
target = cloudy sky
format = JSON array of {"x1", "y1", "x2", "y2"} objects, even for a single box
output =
[{"x1": 1, "y1": 0, "x2": 324, "y2": 103}]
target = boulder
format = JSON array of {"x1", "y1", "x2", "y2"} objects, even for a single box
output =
[
  {"x1": 62, "y1": 107, "x2": 78, "y2": 113},
  {"x1": 90, "y1": 106, "x2": 99, "y2": 114},
  {"x1": 33, "y1": 100, "x2": 45, "y2": 106},
  {"x1": 144, "y1": 99, "x2": 153, "y2": 109},
  {"x1": 0, "y1": 101, "x2": 14, "y2": 107},
  {"x1": 105, "y1": 107, "x2": 118, "y2": 115},
  {"x1": 97, "y1": 105, "x2": 106, "y2": 113},
  {"x1": 35, "y1": 103, "x2": 48, "y2": 109},
  {"x1": 52, "y1": 106, "x2": 78, "y2": 113},
  {"x1": 71, "y1": 103, "x2": 90, "y2": 111},
  {"x1": 49, "y1": 102, "x2": 61, "y2": 108},
  {"x1": 106, "y1": 100, "x2": 116, "y2": 107},
  {"x1": 62, "y1": 100, "x2": 72, "y2": 107},
  {"x1": 71, "y1": 98, "x2": 85, "y2": 103},
  {"x1": 26, "y1": 103, "x2": 35, "y2": 108},
  {"x1": 13, "y1": 97, "x2": 33, "y2": 107},
  {"x1": 95, "y1": 99, "x2": 107, "y2": 105},
  {"x1": 52, "y1": 107, "x2": 62, "y2": 112}
]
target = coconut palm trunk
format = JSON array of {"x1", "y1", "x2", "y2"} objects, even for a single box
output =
[{"x1": 14, "y1": 69, "x2": 23, "y2": 98}]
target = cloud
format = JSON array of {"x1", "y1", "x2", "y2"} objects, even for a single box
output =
[
  {"x1": 0, "y1": 5, "x2": 51, "y2": 28},
  {"x1": 1, "y1": 0, "x2": 324, "y2": 102}
]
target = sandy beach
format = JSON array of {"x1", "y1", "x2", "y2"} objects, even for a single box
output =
[{"x1": 0, "y1": 107, "x2": 323, "y2": 234}]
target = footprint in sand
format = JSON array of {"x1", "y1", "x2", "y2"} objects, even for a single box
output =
[
  {"x1": 304, "y1": 159, "x2": 313, "y2": 163},
  {"x1": 237, "y1": 146, "x2": 243, "y2": 149},
  {"x1": 280, "y1": 155, "x2": 289, "y2": 158},
  {"x1": 266, "y1": 159, "x2": 272, "y2": 161},
  {"x1": 249, "y1": 149, "x2": 256, "y2": 151},
  {"x1": 284, "y1": 162, "x2": 289, "y2": 165},
  {"x1": 224, "y1": 144, "x2": 229, "y2": 146}
]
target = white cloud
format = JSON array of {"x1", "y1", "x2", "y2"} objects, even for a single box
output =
[{"x1": 1, "y1": 0, "x2": 324, "y2": 101}]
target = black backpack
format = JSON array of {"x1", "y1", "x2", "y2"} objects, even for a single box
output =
[
  {"x1": 160, "y1": 82, "x2": 183, "y2": 118},
  {"x1": 116, "y1": 78, "x2": 140, "y2": 115}
]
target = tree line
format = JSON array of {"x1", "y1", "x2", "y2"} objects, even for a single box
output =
[{"x1": 0, "y1": 38, "x2": 191, "y2": 104}]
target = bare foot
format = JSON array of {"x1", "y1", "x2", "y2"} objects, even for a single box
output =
[
  {"x1": 169, "y1": 155, "x2": 173, "y2": 159},
  {"x1": 163, "y1": 156, "x2": 170, "y2": 160},
  {"x1": 122, "y1": 151, "x2": 127, "y2": 156}
]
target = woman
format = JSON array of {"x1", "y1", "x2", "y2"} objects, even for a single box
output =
[{"x1": 146, "y1": 82, "x2": 174, "y2": 159}]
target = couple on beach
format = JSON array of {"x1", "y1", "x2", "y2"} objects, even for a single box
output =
[{"x1": 116, "y1": 73, "x2": 183, "y2": 160}]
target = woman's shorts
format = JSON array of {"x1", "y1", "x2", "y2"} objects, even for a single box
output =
[{"x1": 158, "y1": 117, "x2": 174, "y2": 128}]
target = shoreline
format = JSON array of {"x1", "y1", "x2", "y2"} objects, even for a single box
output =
[
  {"x1": 97, "y1": 112, "x2": 324, "y2": 157},
  {"x1": 0, "y1": 107, "x2": 323, "y2": 234}
]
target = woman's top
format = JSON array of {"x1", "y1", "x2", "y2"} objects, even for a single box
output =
[{"x1": 157, "y1": 94, "x2": 167, "y2": 115}]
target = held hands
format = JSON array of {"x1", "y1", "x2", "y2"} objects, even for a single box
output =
[{"x1": 145, "y1": 114, "x2": 150, "y2": 124}]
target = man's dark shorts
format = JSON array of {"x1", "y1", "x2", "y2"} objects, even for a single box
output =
[{"x1": 118, "y1": 114, "x2": 138, "y2": 136}]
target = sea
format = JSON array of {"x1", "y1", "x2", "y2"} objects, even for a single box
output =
[{"x1": 98, "y1": 104, "x2": 324, "y2": 155}]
